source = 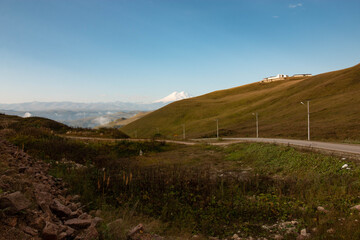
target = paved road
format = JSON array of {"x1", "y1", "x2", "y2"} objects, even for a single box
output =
[
  {"x1": 61, "y1": 135, "x2": 197, "y2": 145},
  {"x1": 206, "y1": 137, "x2": 360, "y2": 156},
  {"x1": 62, "y1": 135, "x2": 360, "y2": 157}
]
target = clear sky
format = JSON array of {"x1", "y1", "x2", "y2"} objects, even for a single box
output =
[{"x1": 1, "y1": 0, "x2": 360, "y2": 103}]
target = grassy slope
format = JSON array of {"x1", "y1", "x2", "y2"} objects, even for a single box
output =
[
  {"x1": 98, "y1": 111, "x2": 150, "y2": 129},
  {"x1": 122, "y1": 63, "x2": 360, "y2": 140}
]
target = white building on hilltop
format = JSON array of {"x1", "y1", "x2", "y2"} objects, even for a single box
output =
[
  {"x1": 261, "y1": 74, "x2": 289, "y2": 83},
  {"x1": 260, "y1": 73, "x2": 312, "y2": 83},
  {"x1": 293, "y1": 74, "x2": 312, "y2": 77}
]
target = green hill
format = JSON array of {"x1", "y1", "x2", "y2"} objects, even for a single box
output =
[
  {"x1": 0, "y1": 114, "x2": 71, "y2": 133},
  {"x1": 121, "y1": 63, "x2": 360, "y2": 141}
]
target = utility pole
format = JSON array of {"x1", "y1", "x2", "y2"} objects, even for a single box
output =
[
  {"x1": 301, "y1": 101, "x2": 310, "y2": 141},
  {"x1": 216, "y1": 119, "x2": 219, "y2": 139},
  {"x1": 252, "y1": 112, "x2": 259, "y2": 138},
  {"x1": 182, "y1": 124, "x2": 186, "y2": 140}
]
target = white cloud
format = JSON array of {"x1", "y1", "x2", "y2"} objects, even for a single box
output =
[
  {"x1": 93, "y1": 116, "x2": 111, "y2": 126},
  {"x1": 289, "y1": 3, "x2": 302, "y2": 8},
  {"x1": 23, "y1": 112, "x2": 32, "y2": 118}
]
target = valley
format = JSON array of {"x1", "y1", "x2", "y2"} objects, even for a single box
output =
[{"x1": 2, "y1": 113, "x2": 360, "y2": 239}]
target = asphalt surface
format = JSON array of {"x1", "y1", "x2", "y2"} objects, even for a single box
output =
[
  {"x1": 219, "y1": 138, "x2": 360, "y2": 156},
  {"x1": 62, "y1": 135, "x2": 360, "y2": 157}
]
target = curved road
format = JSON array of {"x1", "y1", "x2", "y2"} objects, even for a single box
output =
[
  {"x1": 63, "y1": 135, "x2": 360, "y2": 158},
  {"x1": 221, "y1": 138, "x2": 360, "y2": 156}
]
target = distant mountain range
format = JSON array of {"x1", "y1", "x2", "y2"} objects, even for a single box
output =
[
  {"x1": 0, "y1": 91, "x2": 192, "y2": 112},
  {"x1": 0, "y1": 91, "x2": 192, "y2": 128},
  {"x1": 0, "y1": 101, "x2": 164, "y2": 112}
]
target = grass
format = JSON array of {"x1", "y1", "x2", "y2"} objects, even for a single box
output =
[
  {"x1": 121, "y1": 63, "x2": 360, "y2": 142},
  {"x1": 12, "y1": 130, "x2": 360, "y2": 238},
  {"x1": 3, "y1": 113, "x2": 360, "y2": 238}
]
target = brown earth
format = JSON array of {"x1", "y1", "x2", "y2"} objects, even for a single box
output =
[{"x1": 0, "y1": 136, "x2": 163, "y2": 240}]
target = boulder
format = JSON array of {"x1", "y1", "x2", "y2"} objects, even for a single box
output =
[
  {"x1": 35, "y1": 191, "x2": 53, "y2": 214},
  {"x1": 79, "y1": 212, "x2": 91, "y2": 220},
  {"x1": 64, "y1": 218, "x2": 92, "y2": 229},
  {"x1": 128, "y1": 224, "x2": 144, "y2": 239},
  {"x1": 50, "y1": 199, "x2": 72, "y2": 218},
  {"x1": 75, "y1": 225, "x2": 99, "y2": 240},
  {"x1": 92, "y1": 217, "x2": 103, "y2": 227},
  {"x1": 19, "y1": 225, "x2": 38, "y2": 236},
  {"x1": 42, "y1": 221, "x2": 60, "y2": 240},
  {"x1": 0, "y1": 191, "x2": 31, "y2": 214},
  {"x1": 351, "y1": 205, "x2": 360, "y2": 211}
]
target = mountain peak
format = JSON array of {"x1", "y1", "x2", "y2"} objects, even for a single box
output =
[{"x1": 154, "y1": 91, "x2": 191, "y2": 103}]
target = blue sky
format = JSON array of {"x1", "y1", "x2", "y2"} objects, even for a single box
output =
[{"x1": 1, "y1": 0, "x2": 360, "y2": 103}]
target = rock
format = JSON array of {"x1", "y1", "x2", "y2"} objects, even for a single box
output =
[
  {"x1": 232, "y1": 234, "x2": 239, "y2": 239},
  {"x1": 190, "y1": 235, "x2": 201, "y2": 240},
  {"x1": 128, "y1": 224, "x2": 144, "y2": 238},
  {"x1": 296, "y1": 228, "x2": 310, "y2": 240},
  {"x1": 351, "y1": 205, "x2": 360, "y2": 211},
  {"x1": 92, "y1": 217, "x2": 103, "y2": 227},
  {"x1": 58, "y1": 232, "x2": 68, "y2": 240},
  {"x1": 72, "y1": 195, "x2": 81, "y2": 201},
  {"x1": 31, "y1": 215, "x2": 46, "y2": 230},
  {"x1": 68, "y1": 202, "x2": 78, "y2": 211},
  {"x1": 19, "y1": 225, "x2": 38, "y2": 236},
  {"x1": 2, "y1": 216, "x2": 18, "y2": 227},
  {"x1": 65, "y1": 226, "x2": 76, "y2": 237},
  {"x1": 0, "y1": 191, "x2": 31, "y2": 214},
  {"x1": 75, "y1": 225, "x2": 99, "y2": 240},
  {"x1": 64, "y1": 218, "x2": 92, "y2": 229},
  {"x1": 300, "y1": 229, "x2": 307, "y2": 236},
  {"x1": 70, "y1": 209, "x2": 82, "y2": 218},
  {"x1": 317, "y1": 206, "x2": 328, "y2": 213},
  {"x1": 35, "y1": 191, "x2": 53, "y2": 215},
  {"x1": 274, "y1": 235, "x2": 283, "y2": 240},
  {"x1": 50, "y1": 199, "x2": 72, "y2": 218},
  {"x1": 95, "y1": 209, "x2": 102, "y2": 217},
  {"x1": 79, "y1": 212, "x2": 91, "y2": 219},
  {"x1": 42, "y1": 221, "x2": 60, "y2": 240}
]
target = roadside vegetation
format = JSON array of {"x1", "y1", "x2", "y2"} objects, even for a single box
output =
[{"x1": 2, "y1": 114, "x2": 360, "y2": 239}]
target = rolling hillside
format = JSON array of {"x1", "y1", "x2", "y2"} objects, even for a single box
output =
[
  {"x1": 95, "y1": 111, "x2": 150, "y2": 129},
  {"x1": 121, "y1": 63, "x2": 360, "y2": 141}
]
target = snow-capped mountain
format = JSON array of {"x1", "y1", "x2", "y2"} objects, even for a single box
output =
[{"x1": 154, "y1": 91, "x2": 191, "y2": 103}]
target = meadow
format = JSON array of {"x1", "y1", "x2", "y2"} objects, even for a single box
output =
[
  {"x1": 121, "y1": 64, "x2": 360, "y2": 142},
  {"x1": 2, "y1": 114, "x2": 360, "y2": 239}
]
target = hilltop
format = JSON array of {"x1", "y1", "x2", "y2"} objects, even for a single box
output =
[{"x1": 121, "y1": 63, "x2": 360, "y2": 141}]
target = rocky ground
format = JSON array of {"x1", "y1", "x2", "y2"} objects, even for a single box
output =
[
  {"x1": 0, "y1": 137, "x2": 102, "y2": 239},
  {"x1": 1, "y1": 134, "x2": 342, "y2": 240},
  {"x1": 0, "y1": 137, "x2": 159, "y2": 240}
]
